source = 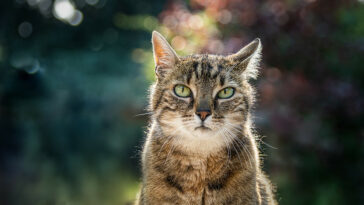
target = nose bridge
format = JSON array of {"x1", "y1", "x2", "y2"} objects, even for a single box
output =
[
  {"x1": 197, "y1": 96, "x2": 210, "y2": 111},
  {"x1": 196, "y1": 86, "x2": 212, "y2": 111}
]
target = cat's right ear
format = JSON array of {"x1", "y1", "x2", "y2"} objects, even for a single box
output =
[{"x1": 152, "y1": 31, "x2": 179, "y2": 77}]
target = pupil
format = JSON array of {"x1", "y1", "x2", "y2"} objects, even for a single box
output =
[{"x1": 182, "y1": 87, "x2": 184, "y2": 93}]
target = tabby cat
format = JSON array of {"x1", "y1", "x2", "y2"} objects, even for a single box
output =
[{"x1": 136, "y1": 31, "x2": 277, "y2": 205}]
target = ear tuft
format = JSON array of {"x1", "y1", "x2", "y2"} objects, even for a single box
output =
[
  {"x1": 228, "y1": 38, "x2": 262, "y2": 79},
  {"x1": 152, "y1": 31, "x2": 179, "y2": 76}
]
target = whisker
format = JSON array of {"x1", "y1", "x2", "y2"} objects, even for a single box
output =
[
  {"x1": 135, "y1": 111, "x2": 154, "y2": 117},
  {"x1": 218, "y1": 128, "x2": 231, "y2": 167},
  {"x1": 162, "y1": 125, "x2": 185, "y2": 167},
  {"x1": 222, "y1": 127, "x2": 244, "y2": 169},
  {"x1": 235, "y1": 137, "x2": 254, "y2": 169},
  {"x1": 157, "y1": 135, "x2": 174, "y2": 157},
  {"x1": 260, "y1": 140, "x2": 278, "y2": 150},
  {"x1": 224, "y1": 122, "x2": 254, "y2": 169}
]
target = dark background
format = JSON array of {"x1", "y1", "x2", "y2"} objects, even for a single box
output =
[{"x1": 0, "y1": 0, "x2": 363, "y2": 204}]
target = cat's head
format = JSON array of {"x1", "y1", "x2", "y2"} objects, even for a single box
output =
[{"x1": 149, "y1": 31, "x2": 262, "y2": 153}]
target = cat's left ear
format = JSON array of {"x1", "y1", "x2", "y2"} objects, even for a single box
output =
[
  {"x1": 152, "y1": 31, "x2": 179, "y2": 77},
  {"x1": 228, "y1": 38, "x2": 262, "y2": 79}
]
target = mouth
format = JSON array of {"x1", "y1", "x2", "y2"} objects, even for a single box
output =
[{"x1": 194, "y1": 125, "x2": 211, "y2": 131}]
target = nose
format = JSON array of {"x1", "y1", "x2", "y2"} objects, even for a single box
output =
[{"x1": 195, "y1": 109, "x2": 211, "y2": 121}]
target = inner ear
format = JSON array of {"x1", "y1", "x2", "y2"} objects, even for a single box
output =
[
  {"x1": 228, "y1": 38, "x2": 262, "y2": 79},
  {"x1": 152, "y1": 31, "x2": 179, "y2": 77}
]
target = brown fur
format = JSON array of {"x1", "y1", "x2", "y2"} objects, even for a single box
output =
[{"x1": 136, "y1": 31, "x2": 277, "y2": 205}]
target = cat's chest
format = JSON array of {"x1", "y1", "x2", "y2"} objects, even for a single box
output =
[{"x1": 158, "y1": 149, "x2": 229, "y2": 192}]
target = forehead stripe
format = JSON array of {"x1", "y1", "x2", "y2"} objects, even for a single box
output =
[
  {"x1": 206, "y1": 62, "x2": 213, "y2": 77},
  {"x1": 212, "y1": 64, "x2": 223, "y2": 79},
  {"x1": 220, "y1": 76, "x2": 225, "y2": 86},
  {"x1": 199, "y1": 61, "x2": 213, "y2": 78},
  {"x1": 193, "y1": 62, "x2": 199, "y2": 79},
  {"x1": 186, "y1": 69, "x2": 192, "y2": 84},
  {"x1": 201, "y1": 62, "x2": 207, "y2": 77},
  {"x1": 218, "y1": 64, "x2": 223, "y2": 72}
]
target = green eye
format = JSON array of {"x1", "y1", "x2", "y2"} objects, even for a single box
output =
[
  {"x1": 174, "y1": 84, "x2": 191, "y2": 98},
  {"x1": 217, "y1": 87, "x2": 235, "y2": 99}
]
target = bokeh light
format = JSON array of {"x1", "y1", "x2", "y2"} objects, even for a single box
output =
[
  {"x1": 18, "y1": 21, "x2": 33, "y2": 38},
  {"x1": 54, "y1": 0, "x2": 75, "y2": 19},
  {"x1": 53, "y1": 0, "x2": 83, "y2": 25}
]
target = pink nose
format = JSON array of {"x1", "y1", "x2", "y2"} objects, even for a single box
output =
[{"x1": 196, "y1": 110, "x2": 211, "y2": 121}]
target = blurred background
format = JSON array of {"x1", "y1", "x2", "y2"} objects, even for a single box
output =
[{"x1": 0, "y1": 0, "x2": 363, "y2": 204}]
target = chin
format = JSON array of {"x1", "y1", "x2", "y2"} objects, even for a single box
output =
[
  {"x1": 192, "y1": 126, "x2": 212, "y2": 137},
  {"x1": 194, "y1": 126, "x2": 212, "y2": 131},
  {"x1": 167, "y1": 125, "x2": 225, "y2": 155},
  {"x1": 160, "y1": 117, "x2": 228, "y2": 154}
]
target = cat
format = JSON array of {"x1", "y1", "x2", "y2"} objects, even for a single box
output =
[{"x1": 136, "y1": 31, "x2": 277, "y2": 205}]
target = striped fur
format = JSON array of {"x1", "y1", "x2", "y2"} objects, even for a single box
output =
[{"x1": 136, "y1": 31, "x2": 277, "y2": 205}]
